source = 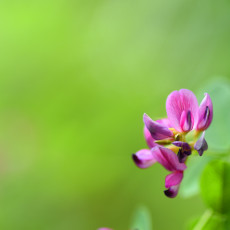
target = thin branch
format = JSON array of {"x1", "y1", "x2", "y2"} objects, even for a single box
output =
[{"x1": 193, "y1": 209, "x2": 213, "y2": 230}]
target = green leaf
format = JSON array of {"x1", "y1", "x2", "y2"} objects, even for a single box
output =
[
  {"x1": 130, "y1": 206, "x2": 152, "y2": 230},
  {"x1": 180, "y1": 155, "x2": 213, "y2": 198},
  {"x1": 200, "y1": 160, "x2": 230, "y2": 213},
  {"x1": 200, "y1": 78, "x2": 230, "y2": 152},
  {"x1": 181, "y1": 79, "x2": 230, "y2": 198}
]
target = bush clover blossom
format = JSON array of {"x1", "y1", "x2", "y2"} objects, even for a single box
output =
[
  {"x1": 98, "y1": 228, "x2": 113, "y2": 230},
  {"x1": 132, "y1": 89, "x2": 213, "y2": 198}
]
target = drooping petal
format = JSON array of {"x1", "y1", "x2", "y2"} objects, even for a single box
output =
[
  {"x1": 166, "y1": 89, "x2": 199, "y2": 132},
  {"x1": 196, "y1": 93, "x2": 213, "y2": 131},
  {"x1": 143, "y1": 114, "x2": 173, "y2": 140},
  {"x1": 132, "y1": 149, "x2": 156, "y2": 169},
  {"x1": 164, "y1": 185, "x2": 180, "y2": 198},
  {"x1": 144, "y1": 126, "x2": 156, "y2": 148},
  {"x1": 194, "y1": 132, "x2": 208, "y2": 156},
  {"x1": 151, "y1": 146, "x2": 186, "y2": 172},
  {"x1": 165, "y1": 171, "x2": 183, "y2": 188}
]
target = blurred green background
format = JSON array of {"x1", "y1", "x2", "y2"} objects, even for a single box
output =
[{"x1": 0, "y1": 0, "x2": 230, "y2": 229}]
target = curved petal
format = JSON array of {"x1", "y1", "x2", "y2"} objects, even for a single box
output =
[
  {"x1": 196, "y1": 93, "x2": 213, "y2": 131},
  {"x1": 132, "y1": 149, "x2": 156, "y2": 169},
  {"x1": 144, "y1": 126, "x2": 156, "y2": 148},
  {"x1": 143, "y1": 114, "x2": 173, "y2": 140},
  {"x1": 144, "y1": 118, "x2": 172, "y2": 148},
  {"x1": 151, "y1": 146, "x2": 186, "y2": 171},
  {"x1": 156, "y1": 118, "x2": 172, "y2": 128},
  {"x1": 166, "y1": 89, "x2": 199, "y2": 132},
  {"x1": 164, "y1": 185, "x2": 180, "y2": 198},
  {"x1": 165, "y1": 171, "x2": 183, "y2": 188}
]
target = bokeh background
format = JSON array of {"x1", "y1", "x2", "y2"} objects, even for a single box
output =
[{"x1": 0, "y1": 0, "x2": 230, "y2": 229}]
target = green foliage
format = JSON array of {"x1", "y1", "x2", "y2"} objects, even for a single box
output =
[
  {"x1": 181, "y1": 79, "x2": 230, "y2": 198},
  {"x1": 200, "y1": 160, "x2": 230, "y2": 214},
  {"x1": 130, "y1": 206, "x2": 152, "y2": 230},
  {"x1": 200, "y1": 216, "x2": 225, "y2": 230},
  {"x1": 187, "y1": 81, "x2": 230, "y2": 228},
  {"x1": 180, "y1": 155, "x2": 213, "y2": 198}
]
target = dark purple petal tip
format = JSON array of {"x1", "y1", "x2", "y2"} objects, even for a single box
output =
[
  {"x1": 177, "y1": 149, "x2": 187, "y2": 163},
  {"x1": 194, "y1": 132, "x2": 208, "y2": 156},
  {"x1": 172, "y1": 141, "x2": 191, "y2": 151},
  {"x1": 172, "y1": 141, "x2": 191, "y2": 162},
  {"x1": 132, "y1": 149, "x2": 156, "y2": 169},
  {"x1": 132, "y1": 154, "x2": 141, "y2": 165},
  {"x1": 164, "y1": 185, "x2": 179, "y2": 198}
]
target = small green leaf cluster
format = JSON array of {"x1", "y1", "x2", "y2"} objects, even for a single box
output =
[{"x1": 185, "y1": 78, "x2": 230, "y2": 230}]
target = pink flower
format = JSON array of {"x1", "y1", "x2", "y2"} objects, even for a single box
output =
[
  {"x1": 132, "y1": 89, "x2": 213, "y2": 198},
  {"x1": 166, "y1": 89, "x2": 213, "y2": 133},
  {"x1": 98, "y1": 228, "x2": 113, "y2": 230}
]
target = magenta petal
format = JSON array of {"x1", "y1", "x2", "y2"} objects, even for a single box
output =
[
  {"x1": 151, "y1": 146, "x2": 187, "y2": 171},
  {"x1": 156, "y1": 118, "x2": 172, "y2": 128},
  {"x1": 196, "y1": 93, "x2": 213, "y2": 131},
  {"x1": 164, "y1": 185, "x2": 180, "y2": 198},
  {"x1": 179, "y1": 110, "x2": 187, "y2": 131},
  {"x1": 143, "y1": 114, "x2": 173, "y2": 140},
  {"x1": 165, "y1": 171, "x2": 183, "y2": 188},
  {"x1": 144, "y1": 126, "x2": 157, "y2": 148},
  {"x1": 166, "y1": 89, "x2": 199, "y2": 132},
  {"x1": 132, "y1": 149, "x2": 156, "y2": 169}
]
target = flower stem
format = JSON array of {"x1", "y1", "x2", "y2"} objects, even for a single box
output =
[{"x1": 193, "y1": 209, "x2": 213, "y2": 230}]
